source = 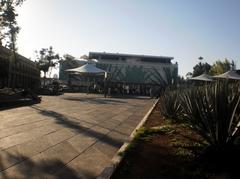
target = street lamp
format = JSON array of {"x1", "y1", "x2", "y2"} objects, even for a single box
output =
[{"x1": 198, "y1": 56, "x2": 206, "y2": 73}]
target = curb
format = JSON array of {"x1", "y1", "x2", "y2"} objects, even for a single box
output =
[{"x1": 97, "y1": 98, "x2": 159, "y2": 179}]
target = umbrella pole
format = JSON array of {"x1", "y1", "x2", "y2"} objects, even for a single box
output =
[{"x1": 104, "y1": 72, "x2": 107, "y2": 98}]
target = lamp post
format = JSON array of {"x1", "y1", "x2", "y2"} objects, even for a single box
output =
[{"x1": 198, "y1": 56, "x2": 206, "y2": 73}]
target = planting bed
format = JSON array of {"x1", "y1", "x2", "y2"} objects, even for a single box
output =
[{"x1": 111, "y1": 103, "x2": 239, "y2": 179}]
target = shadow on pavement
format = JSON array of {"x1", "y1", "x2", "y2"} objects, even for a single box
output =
[
  {"x1": 31, "y1": 106, "x2": 128, "y2": 148},
  {"x1": 63, "y1": 97, "x2": 127, "y2": 105},
  {"x1": 112, "y1": 95, "x2": 150, "y2": 100},
  {"x1": 0, "y1": 99, "x2": 40, "y2": 111},
  {"x1": 0, "y1": 152, "x2": 89, "y2": 179}
]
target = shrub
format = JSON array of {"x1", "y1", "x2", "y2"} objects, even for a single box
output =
[
  {"x1": 159, "y1": 90, "x2": 182, "y2": 122},
  {"x1": 180, "y1": 81, "x2": 240, "y2": 147}
]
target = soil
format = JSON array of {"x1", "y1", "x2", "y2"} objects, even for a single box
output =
[{"x1": 111, "y1": 102, "x2": 239, "y2": 179}]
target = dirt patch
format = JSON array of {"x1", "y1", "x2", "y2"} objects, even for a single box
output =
[
  {"x1": 111, "y1": 103, "x2": 217, "y2": 179},
  {"x1": 144, "y1": 104, "x2": 164, "y2": 128}
]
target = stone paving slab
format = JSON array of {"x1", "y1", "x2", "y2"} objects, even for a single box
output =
[{"x1": 0, "y1": 93, "x2": 153, "y2": 179}]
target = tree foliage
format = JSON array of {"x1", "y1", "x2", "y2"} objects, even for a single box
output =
[
  {"x1": 185, "y1": 72, "x2": 193, "y2": 79},
  {"x1": 189, "y1": 59, "x2": 236, "y2": 78},
  {"x1": 80, "y1": 54, "x2": 89, "y2": 60},
  {"x1": 210, "y1": 59, "x2": 233, "y2": 75},
  {"x1": 0, "y1": 0, "x2": 25, "y2": 89},
  {"x1": 0, "y1": 0, "x2": 25, "y2": 49},
  {"x1": 192, "y1": 62, "x2": 212, "y2": 77},
  {"x1": 36, "y1": 46, "x2": 59, "y2": 80}
]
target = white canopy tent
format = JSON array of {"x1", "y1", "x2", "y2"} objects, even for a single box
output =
[
  {"x1": 190, "y1": 73, "x2": 213, "y2": 82},
  {"x1": 65, "y1": 63, "x2": 106, "y2": 75},
  {"x1": 213, "y1": 70, "x2": 240, "y2": 80},
  {"x1": 65, "y1": 63, "x2": 108, "y2": 97}
]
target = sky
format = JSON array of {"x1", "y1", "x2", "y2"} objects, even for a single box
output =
[{"x1": 16, "y1": 0, "x2": 240, "y2": 77}]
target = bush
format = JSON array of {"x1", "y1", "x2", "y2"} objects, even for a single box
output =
[
  {"x1": 159, "y1": 90, "x2": 182, "y2": 122},
  {"x1": 180, "y1": 82, "x2": 240, "y2": 147}
]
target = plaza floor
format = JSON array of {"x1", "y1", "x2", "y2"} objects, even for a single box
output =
[{"x1": 0, "y1": 93, "x2": 153, "y2": 179}]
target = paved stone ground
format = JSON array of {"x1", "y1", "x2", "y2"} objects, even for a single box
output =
[{"x1": 0, "y1": 93, "x2": 153, "y2": 179}]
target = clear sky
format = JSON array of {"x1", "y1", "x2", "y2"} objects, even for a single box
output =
[{"x1": 16, "y1": 0, "x2": 240, "y2": 77}]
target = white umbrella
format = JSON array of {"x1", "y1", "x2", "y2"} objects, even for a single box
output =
[
  {"x1": 213, "y1": 70, "x2": 240, "y2": 80},
  {"x1": 190, "y1": 73, "x2": 213, "y2": 82}
]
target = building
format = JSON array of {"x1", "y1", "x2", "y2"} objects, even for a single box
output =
[
  {"x1": 90, "y1": 52, "x2": 178, "y2": 95},
  {"x1": 59, "y1": 52, "x2": 178, "y2": 94},
  {"x1": 0, "y1": 46, "x2": 40, "y2": 91},
  {"x1": 91, "y1": 52, "x2": 177, "y2": 81}
]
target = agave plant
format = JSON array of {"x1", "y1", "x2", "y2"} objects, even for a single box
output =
[
  {"x1": 180, "y1": 81, "x2": 240, "y2": 147},
  {"x1": 159, "y1": 89, "x2": 182, "y2": 122}
]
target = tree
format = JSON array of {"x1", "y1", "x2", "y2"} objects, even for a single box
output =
[
  {"x1": 192, "y1": 62, "x2": 212, "y2": 77},
  {"x1": 186, "y1": 72, "x2": 193, "y2": 79},
  {"x1": 80, "y1": 55, "x2": 89, "y2": 60},
  {"x1": 0, "y1": 0, "x2": 25, "y2": 49},
  {"x1": 36, "y1": 46, "x2": 59, "y2": 87},
  {"x1": 230, "y1": 60, "x2": 236, "y2": 71},
  {"x1": 0, "y1": 0, "x2": 25, "y2": 88},
  {"x1": 210, "y1": 59, "x2": 231, "y2": 75}
]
